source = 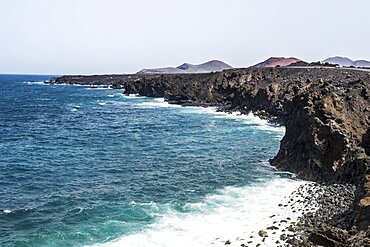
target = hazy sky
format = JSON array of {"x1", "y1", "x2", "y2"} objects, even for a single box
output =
[{"x1": 0, "y1": 0, "x2": 369, "y2": 75}]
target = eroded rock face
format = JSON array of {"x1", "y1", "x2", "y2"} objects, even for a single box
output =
[{"x1": 355, "y1": 174, "x2": 370, "y2": 231}]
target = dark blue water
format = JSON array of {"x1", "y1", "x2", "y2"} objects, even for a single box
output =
[{"x1": 0, "y1": 74, "x2": 291, "y2": 247}]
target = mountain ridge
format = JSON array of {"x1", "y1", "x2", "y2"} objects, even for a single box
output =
[
  {"x1": 137, "y1": 60, "x2": 232, "y2": 74},
  {"x1": 323, "y1": 56, "x2": 370, "y2": 67}
]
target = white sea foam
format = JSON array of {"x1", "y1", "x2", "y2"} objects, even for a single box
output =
[
  {"x1": 94, "y1": 178, "x2": 308, "y2": 247},
  {"x1": 87, "y1": 87, "x2": 113, "y2": 90},
  {"x1": 180, "y1": 105, "x2": 285, "y2": 133},
  {"x1": 211, "y1": 111, "x2": 286, "y2": 133},
  {"x1": 68, "y1": 105, "x2": 81, "y2": 112},
  {"x1": 134, "y1": 98, "x2": 182, "y2": 108},
  {"x1": 128, "y1": 97, "x2": 284, "y2": 133},
  {"x1": 120, "y1": 94, "x2": 147, "y2": 100},
  {"x1": 3, "y1": 209, "x2": 11, "y2": 214},
  {"x1": 25, "y1": 81, "x2": 45, "y2": 85},
  {"x1": 66, "y1": 84, "x2": 90, "y2": 87},
  {"x1": 123, "y1": 94, "x2": 141, "y2": 97},
  {"x1": 43, "y1": 83, "x2": 88, "y2": 87}
]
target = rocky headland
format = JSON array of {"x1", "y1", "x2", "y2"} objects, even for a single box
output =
[{"x1": 49, "y1": 67, "x2": 370, "y2": 246}]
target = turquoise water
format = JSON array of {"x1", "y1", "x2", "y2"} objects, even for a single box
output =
[{"x1": 0, "y1": 75, "x2": 292, "y2": 247}]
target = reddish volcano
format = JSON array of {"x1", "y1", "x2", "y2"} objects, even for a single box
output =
[{"x1": 253, "y1": 57, "x2": 302, "y2": 68}]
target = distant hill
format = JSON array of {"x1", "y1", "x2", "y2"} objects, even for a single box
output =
[
  {"x1": 253, "y1": 57, "x2": 302, "y2": 68},
  {"x1": 137, "y1": 60, "x2": 232, "y2": 74},
  {"x1": 322, "y1": 56, "x2": 370, "y2": 68},
  {"x1": 353, "y1": 60, "x2": 370, "y2": 67}
]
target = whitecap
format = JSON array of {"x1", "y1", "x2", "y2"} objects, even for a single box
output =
[
  {"x1": 87, "y1": 86, "x2": 112, "y2": 90},
  {"x1": 3, "y1": 209, "x2": 11, "y2": 214},
  {"x1": 129, "y1": 97, "x2": 285, "y2": 133},
  {"x1": 121, "y1": 94, "x2": 147, "y2": 99},
  {"x1": 134, "y1": 98, "x2": 182, "y2": 108},
  {"x1": 179, "y1": 106, "x2": 285, "y2": 133},
  {"x1": 25, "y1": 81, "x2": 45, "y2": 85}
]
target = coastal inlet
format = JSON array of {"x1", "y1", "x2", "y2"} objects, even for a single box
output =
[{"x1": 2, "y1": 74, "x2": 302, "y2": 247}]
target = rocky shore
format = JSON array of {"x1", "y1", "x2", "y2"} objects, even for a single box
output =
[
  {"x1": 230, "y1": 182, "x2": 358, "y2": 247},
  {"x1": 283, "y1": 183, "x2": 360, "y2": 247},
  {"x1": 49, "y1": 67, "x2": 370, "y2": 246}
]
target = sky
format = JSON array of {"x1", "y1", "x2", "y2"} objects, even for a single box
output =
[{"x1": 0, "y1": 0, "x2": 369, "y2": 75}]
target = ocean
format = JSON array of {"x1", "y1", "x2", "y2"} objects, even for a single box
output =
[{"x1": 0, "y1": 74, "x2": 304, "y2": 247}]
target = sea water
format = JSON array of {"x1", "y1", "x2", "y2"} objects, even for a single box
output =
[{"x1": 0, "y1": 74, "x2": 302, "y2": 247}]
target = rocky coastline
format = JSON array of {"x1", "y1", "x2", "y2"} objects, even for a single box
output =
[
  {"x1": 49, "y1": 67, "x2": 370, "y2": 246},
  {"x1": 239, "y1": 182, "x2": 358, "y2": 247}
]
